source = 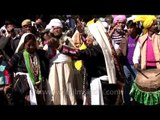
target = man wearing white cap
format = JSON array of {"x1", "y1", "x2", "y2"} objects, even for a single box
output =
[
  {"x1": 48, "y1": 18, "x2": 125, "y2": 105},
  {"x1": 46, "y1": 18, "x2": 77, "y2": 105}
]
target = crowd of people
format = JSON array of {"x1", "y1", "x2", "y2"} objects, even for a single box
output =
[{"x1": 0, "y1": 15, "x2": 160, "y2": 106}]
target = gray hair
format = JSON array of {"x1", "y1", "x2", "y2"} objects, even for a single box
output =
[{"x1": 84, "y1": 27, "x2": 98, "y2": 46}]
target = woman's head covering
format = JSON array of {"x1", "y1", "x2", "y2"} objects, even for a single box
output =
[
  {"x1": 133, "y1": 15, "x2": 157, "y2": 34},
  {"x1": 86, "y1": 18, "x2": 117, "y2": 84},
  {"x1": 15, "y1": 33, "x2": 34, "y2": 53}
]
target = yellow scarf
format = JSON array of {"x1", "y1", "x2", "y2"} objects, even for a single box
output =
[
  {"x1": 133, "y1": 15, "x2": 157, "y2": 34},
  {"x1": 74, "y1": 43, "x2": 87, "y2": 71}
]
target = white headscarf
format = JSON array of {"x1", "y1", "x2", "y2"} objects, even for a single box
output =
[
  {"x1": 87, "y1": 19, "x2": 117, "y2": 84},
  {"x1": 15, "y1": 33, "x2": 32, "y2": 53}
]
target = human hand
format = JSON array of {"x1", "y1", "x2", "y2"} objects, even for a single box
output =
[
  {"x1": 48, "y1": 38, "x2": 60, "y2": 49},
  {"x1": 3, "y1": 85, "x2": 11, "y2": 94},
  {"x1": 134, "y1": 63, "x2": 139, "y2": 70},
  {"x1": 76, "y1": 20, "x2": 84, "y2": 33},
  {"x1": 116, "y1": 48, "x2": 121, "y2": 56}
]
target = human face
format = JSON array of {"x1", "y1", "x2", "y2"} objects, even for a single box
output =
[
  {"x1": 76, "y1": 20, "x2": 85, "y2": 33},
  {"x1": 148, "y1": 20, "x2": 158, "y2": 33},
  {"x1": 6, "y1": 24, "x2": 14, "y2": 33},
  {"x1": 127, "y1": 26, "x2": 136, "y2": 35},
  {"x1": 24, "y1": 39, "x2": 37, "y2": 54},
  {"x1": 86, "y1": 35, "x2": 94, "y2": 46},
  {"x1": 22, "y1": 24, "x2": 32, "y2": 33},
  {"x1": 116, "y1": 21, "x2": 126, "y2": 30},
  {"x1": 50, "y1": 26, "x2": 62, "y2": 36},
  {"x1": 42, "y1": 33, "x2": 51, "y2": 41}
]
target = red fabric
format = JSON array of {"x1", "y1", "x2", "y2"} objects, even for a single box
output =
[{"x1": 4, "y1": 70, "x2": 11, "y2": 85}]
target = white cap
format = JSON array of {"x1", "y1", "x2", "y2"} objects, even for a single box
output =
[
  {"x1": 101, "y1": 22, "x2": 108, "y2": 28},
  {"x1": 99, "y1": 17, "x2": 105, "y2": 22},
  {"x1": 48, "y1": 18, "x2": 63, "y2": 28},
  {"x1": 45, "y1": 24, "x2": 52, "y2": 30},
  {"x1": 127, "y1": 15, "x2": 137, "y2": 22},
  {"x1": 66, "y1": 15, "x2": 71, "y2": 18}
]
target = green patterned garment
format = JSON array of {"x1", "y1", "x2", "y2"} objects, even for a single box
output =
[
  {"x1": 130, "y1": 81, "x2": 160, "y2": 105},
  {"x1": 23, "y1": 49, "x2": 42, "y2": 85}
]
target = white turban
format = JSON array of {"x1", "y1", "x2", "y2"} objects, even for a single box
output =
[
  {"x1": 49, "y1": 18, "x2": 63, "y2": 28},
  {"x1": 45, "y1": 24, "x2": 52, "y2": 30},
  {"x1": 101, "y1": 22, "x2": 108, "y2": 28},
  {"x1": 127, "y1": 15, "x2": 137, "y2": 22},
  {"x1": 99, "y1": 17, "x2": 105, "y2": 22}
]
